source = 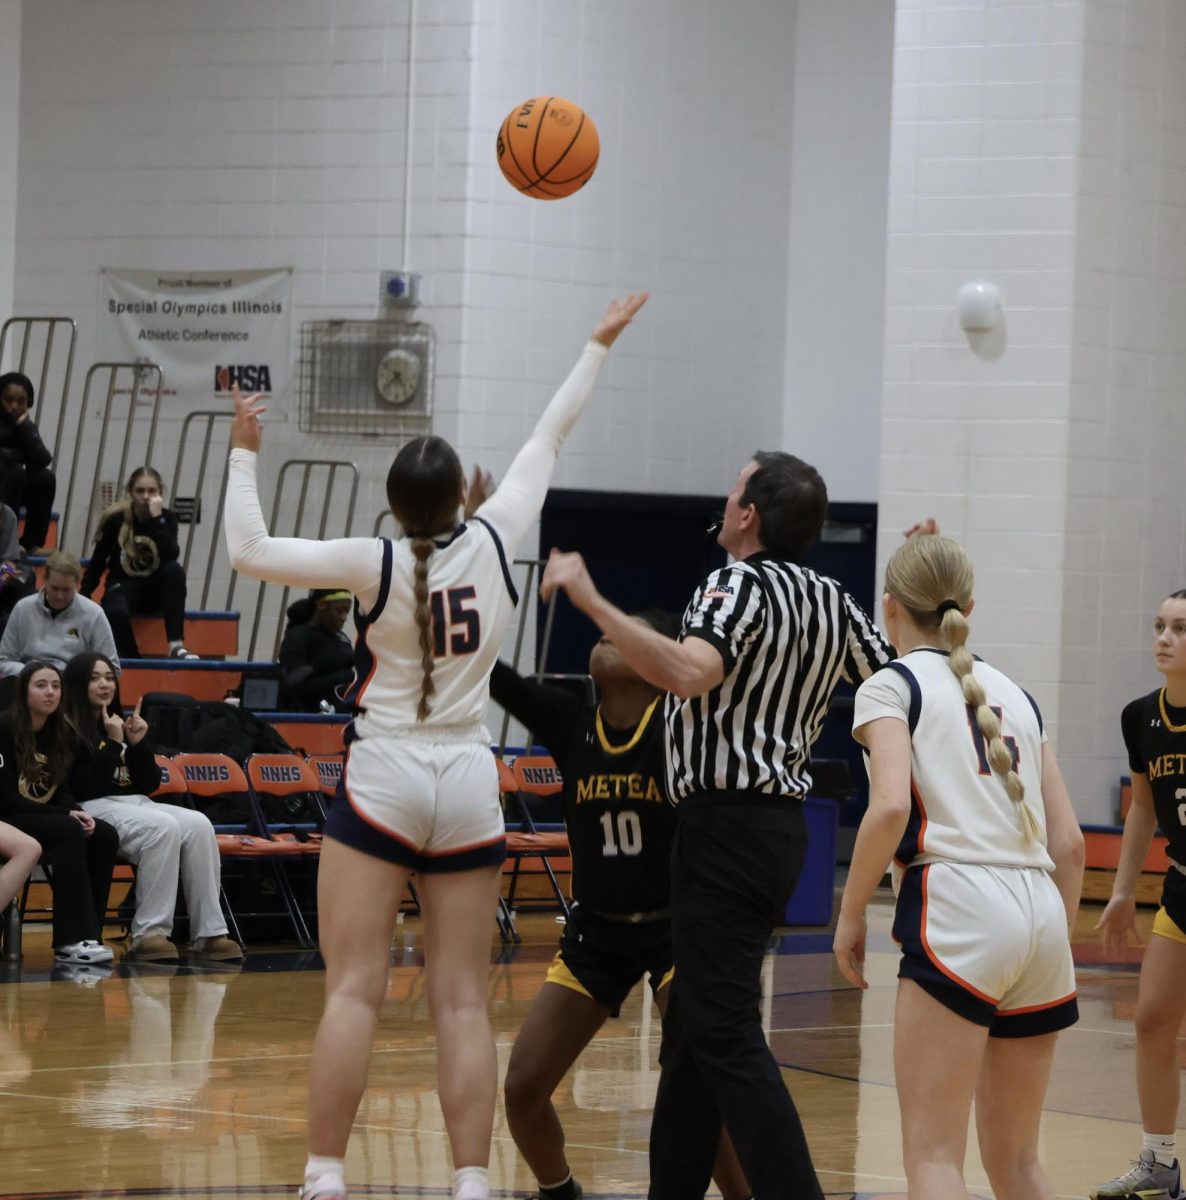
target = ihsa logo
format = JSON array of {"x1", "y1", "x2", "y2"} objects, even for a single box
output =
[{"x1": 215, "y1": 364, "x2": 272, "y2": 392}]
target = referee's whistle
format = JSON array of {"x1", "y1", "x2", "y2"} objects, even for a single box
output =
[{"x1": 705, "y1": 512, "x2": 723, "y2": 537}]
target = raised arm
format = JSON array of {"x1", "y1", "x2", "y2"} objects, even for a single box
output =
[
  {"x1": 224, "y1": 391, "x2": 383, "y2": 598},
  {"x1": 540, "y1": 549, "x2": 728, "y2": 699},
  {"x1": 477, "y1": 292, "x2": 648, "y2": 554}
]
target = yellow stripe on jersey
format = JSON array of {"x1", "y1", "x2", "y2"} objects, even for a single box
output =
[
  {"x1": 595, "y1": 696, "x2": 661, "y2": 755},
  {"x1": 1159, "y1": 688, "x2": 1186, "y2": 734}
]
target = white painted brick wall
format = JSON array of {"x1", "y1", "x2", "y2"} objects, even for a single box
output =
[
  {"x1": 1058, "y1": 0, "x2": 1186, "y2": 820},
  {"x1": 0, "y1": 0, "x2": 20, "y2": 323},
  {"x1": 880, "y1": 0, "x2": 1084, "y2": 794},
  {"x1": 883, "y1": 0, "x2": 1186, "y2": 823},
  {"x1": 9, "y1": 0, "x2": 798, "y2": 661}
]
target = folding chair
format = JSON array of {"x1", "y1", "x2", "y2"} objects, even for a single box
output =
[
  {"x1": 306, "y1": 752, "x2": 345, "y2": 801},
  {"x1": 246, "y1": 754, "x2": 326, "y2": 944},
  {"x1": 174, "y1": 753, "x2": 311, "y2": 947},
  {"x1": 503, "y1": 754, "x2": 571, "y2": 935},
  {"x1": 246, "y1": 754, "x2": 325, "y2": 837},
  {"x1": 151, "y1": 753, "x2": 243, "y2": 946},
  {"x1": 154, "y1": 754, "x2": 190, "y2": 805}
]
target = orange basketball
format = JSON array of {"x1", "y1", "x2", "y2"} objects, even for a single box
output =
[{"x1": 496, "y1": 96, "x2": 599, "y2": 200}]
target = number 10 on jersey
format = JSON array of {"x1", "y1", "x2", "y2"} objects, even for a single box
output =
[{"x1": 599, "y1": 810, "x2": 643, "y2": 856}]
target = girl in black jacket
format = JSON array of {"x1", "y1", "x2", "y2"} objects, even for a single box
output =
[
  {"x1": 61, "y1": 652, "x2": 240, "y2": 962},
  {"x1": 80, "y1": 466, "x2": 196, "y2": 660},
  {"x1": 0, "y1": 660, "x2": 118, "y2": 963}
]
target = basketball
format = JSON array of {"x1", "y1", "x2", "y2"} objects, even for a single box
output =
[{"x1": 496, "y1": 96, "x2": 599, "y2": 200}]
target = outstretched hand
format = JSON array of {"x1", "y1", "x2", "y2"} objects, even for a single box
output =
[
  {"x1": 231, "y1": 384, "x2": 267, "y2": 452},
  {"x1": 540, "y1": 547, "x2": 601, "y2": 613},
  {"x1": 590, "y1": 292, "x2": 650, "y2": 350},
  {"x1": 464, "y1": 464, "x2": 495, "y2": 519}
]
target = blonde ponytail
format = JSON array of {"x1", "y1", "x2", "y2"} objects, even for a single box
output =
[
  {"x1": 411, "y1": 536, "x2": 436, "y2": 721},
  {"x1": 885, "y1": 535, "x2": 1043, "y2": 844}
]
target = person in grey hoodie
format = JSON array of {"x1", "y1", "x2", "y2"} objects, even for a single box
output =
[{"x1": 0, "y1": 551, "x2": 119, "y2": 681}]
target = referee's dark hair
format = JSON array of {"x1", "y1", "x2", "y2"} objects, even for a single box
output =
[{"x1": 741, "y1": 451, "x2": 828, "y2": 562}]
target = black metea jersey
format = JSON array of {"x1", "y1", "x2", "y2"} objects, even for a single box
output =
[
  {"x1": 491, "y1": 663, "x2": 674, "y2": 915},
  {"x1": 1122, "y1": 688, "x2": 1186, "y2": 864}
]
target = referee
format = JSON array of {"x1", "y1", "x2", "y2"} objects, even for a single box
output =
[{"x1": 541, "y1": 452, "x2": 895, "y2": 1199}]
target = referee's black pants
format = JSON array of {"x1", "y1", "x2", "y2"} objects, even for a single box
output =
[{"x1": 648, "y1": 795, "x2": 823, "y2": 1200}]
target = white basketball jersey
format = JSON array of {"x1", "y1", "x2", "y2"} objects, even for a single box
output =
[
  {"x1": 853, "y1": 648, "x2": 1054, "y2": 873},
  {"x1": 343, "y1": 520, "x2": 518, "y2": 735}
]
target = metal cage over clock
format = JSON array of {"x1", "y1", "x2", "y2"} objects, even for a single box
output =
[{"x1": 297, "y1": 318, "x2": 435, "y2": 436}]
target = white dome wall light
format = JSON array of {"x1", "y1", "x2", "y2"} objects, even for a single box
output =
[{"x1": 956, "y1": 281, "x2": 1002, "y2": 332}]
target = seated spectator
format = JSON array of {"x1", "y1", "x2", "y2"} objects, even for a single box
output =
[
  {"x1": 61, "y1": 651, "x2": 242, "y2": 962},
  {"x1": 0, "y1": 372, "x2": 56, "y2": 555},
  {"x1": 81, "y1": 466, "x2": 196, "y2": 661},
  {"x1": 0, "y1": 551, "x2": 119, "y2": 681},
  {"x1": 0, "y1": 503, "x2": 36, "y2": 637},
  {"x1": 0, "y1": 660, "x2": 118, "y2": 964},
  {"x1": 278, "y1": 588, "x2": 354, "y2": 712}
]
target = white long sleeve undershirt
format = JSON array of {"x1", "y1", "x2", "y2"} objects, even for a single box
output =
[{"x1": 224, "y1": 340, "x2": 609, "y2": 610}]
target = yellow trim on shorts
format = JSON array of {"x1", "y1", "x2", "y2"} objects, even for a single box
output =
[
  {"x1": 1153, "y1": 906, "x2": 1186, "y2": 945},
  {"x1": 654, "y1": 965, "x2": 674, "y2": 992},
  {"x1": 544, "y1": 952, "x2": 594, "y2": 1000}
]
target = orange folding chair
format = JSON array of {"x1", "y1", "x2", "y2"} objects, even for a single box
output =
[
  {"x1": 153, "y1": 755, "x2": 190, "y2": 805},
  {"x1": 504, "y1": 754, "x2": 571, "y2": 927},
  {"x1": 174, "y1": 753, "x2": 311, "y2": 946},
  {"x1": 246, "y1": 754, "x2": 327, "y2": 943},
  {"x1": 306, "y1": 752, "x2": 345, "y2": 800}
]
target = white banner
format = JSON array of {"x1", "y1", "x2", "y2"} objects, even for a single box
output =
[{"x1": 99, "y1": 267, "x2": 292, "y2": 409}]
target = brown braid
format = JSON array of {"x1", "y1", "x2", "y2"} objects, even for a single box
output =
[
  {"x1": 884, "y1": 535, "x2": 1043, "y2": 844},
  {"x1": 411, "y1": 536, "x2": 436, "y2": 721}
]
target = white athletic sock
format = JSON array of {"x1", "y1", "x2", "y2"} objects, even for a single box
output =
[
  {"x1": 1143, "y1": 1131, "x2": 1177, "y2": 1167},
  {"x1": 452, "y1": 1165, "x2": 489, "y2": 1200},
  {"x1": 303, "y1": 1155, "x2": 346, "y2": 1198},
  {"x1": 539, "y1": 1175, "x2": 572, "y2": 1192}
]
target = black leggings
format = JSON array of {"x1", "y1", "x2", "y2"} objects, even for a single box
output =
[
  {"x1": 3, "y1": 810, "x2": 118, "y2": 947},
  {"x1": 101, "y1": 560, "x2": 188, "y2": 655},
  {"x1": 648, "y1": 797, "x2": 821, "y2": 1200}
]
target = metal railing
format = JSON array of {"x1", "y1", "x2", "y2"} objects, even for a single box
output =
[
  {"x1": 0, "y1": 317, "x2": 78, "y2": 465},
  {"x1": 236, "y1": 459, "x2": 361, "y2": 661},
  {"x1": 66, "y1": 362, "x2": 163, "y2": 551}
]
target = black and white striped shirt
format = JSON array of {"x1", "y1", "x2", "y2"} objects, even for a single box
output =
[{"x1": 664, "y1": 555, "x2": 893, "y2": 802}]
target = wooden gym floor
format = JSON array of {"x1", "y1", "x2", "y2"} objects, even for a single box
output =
[{"x1": 0, "y1": 898, "x2": 1154, "y2": 1200}]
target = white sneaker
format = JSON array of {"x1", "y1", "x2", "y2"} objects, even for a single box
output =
[
  {"x1": 54, "y1": 939, "x2": 114, "y2": 965},
  {"x1": 169, "y1": 644, "x2": 199, "y2": 660}
]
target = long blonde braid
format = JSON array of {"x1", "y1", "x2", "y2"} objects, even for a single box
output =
[{"x1": 885, "y1": 535, "x2": 1043, "y2": 843}]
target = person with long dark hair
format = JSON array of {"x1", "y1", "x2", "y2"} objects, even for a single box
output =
[
  {"x1": 0, "y1": 660, "x2": 118, "y2": 964},
  {"x1": 81, "y1": 466, "x2": 196, "y2": 660},
  {"x1": 60, "y1": 651, "x2": 241, "y2": 962},
  {"x1": 224, "y1": 292, "x2": 647, "y2": 1200}
]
